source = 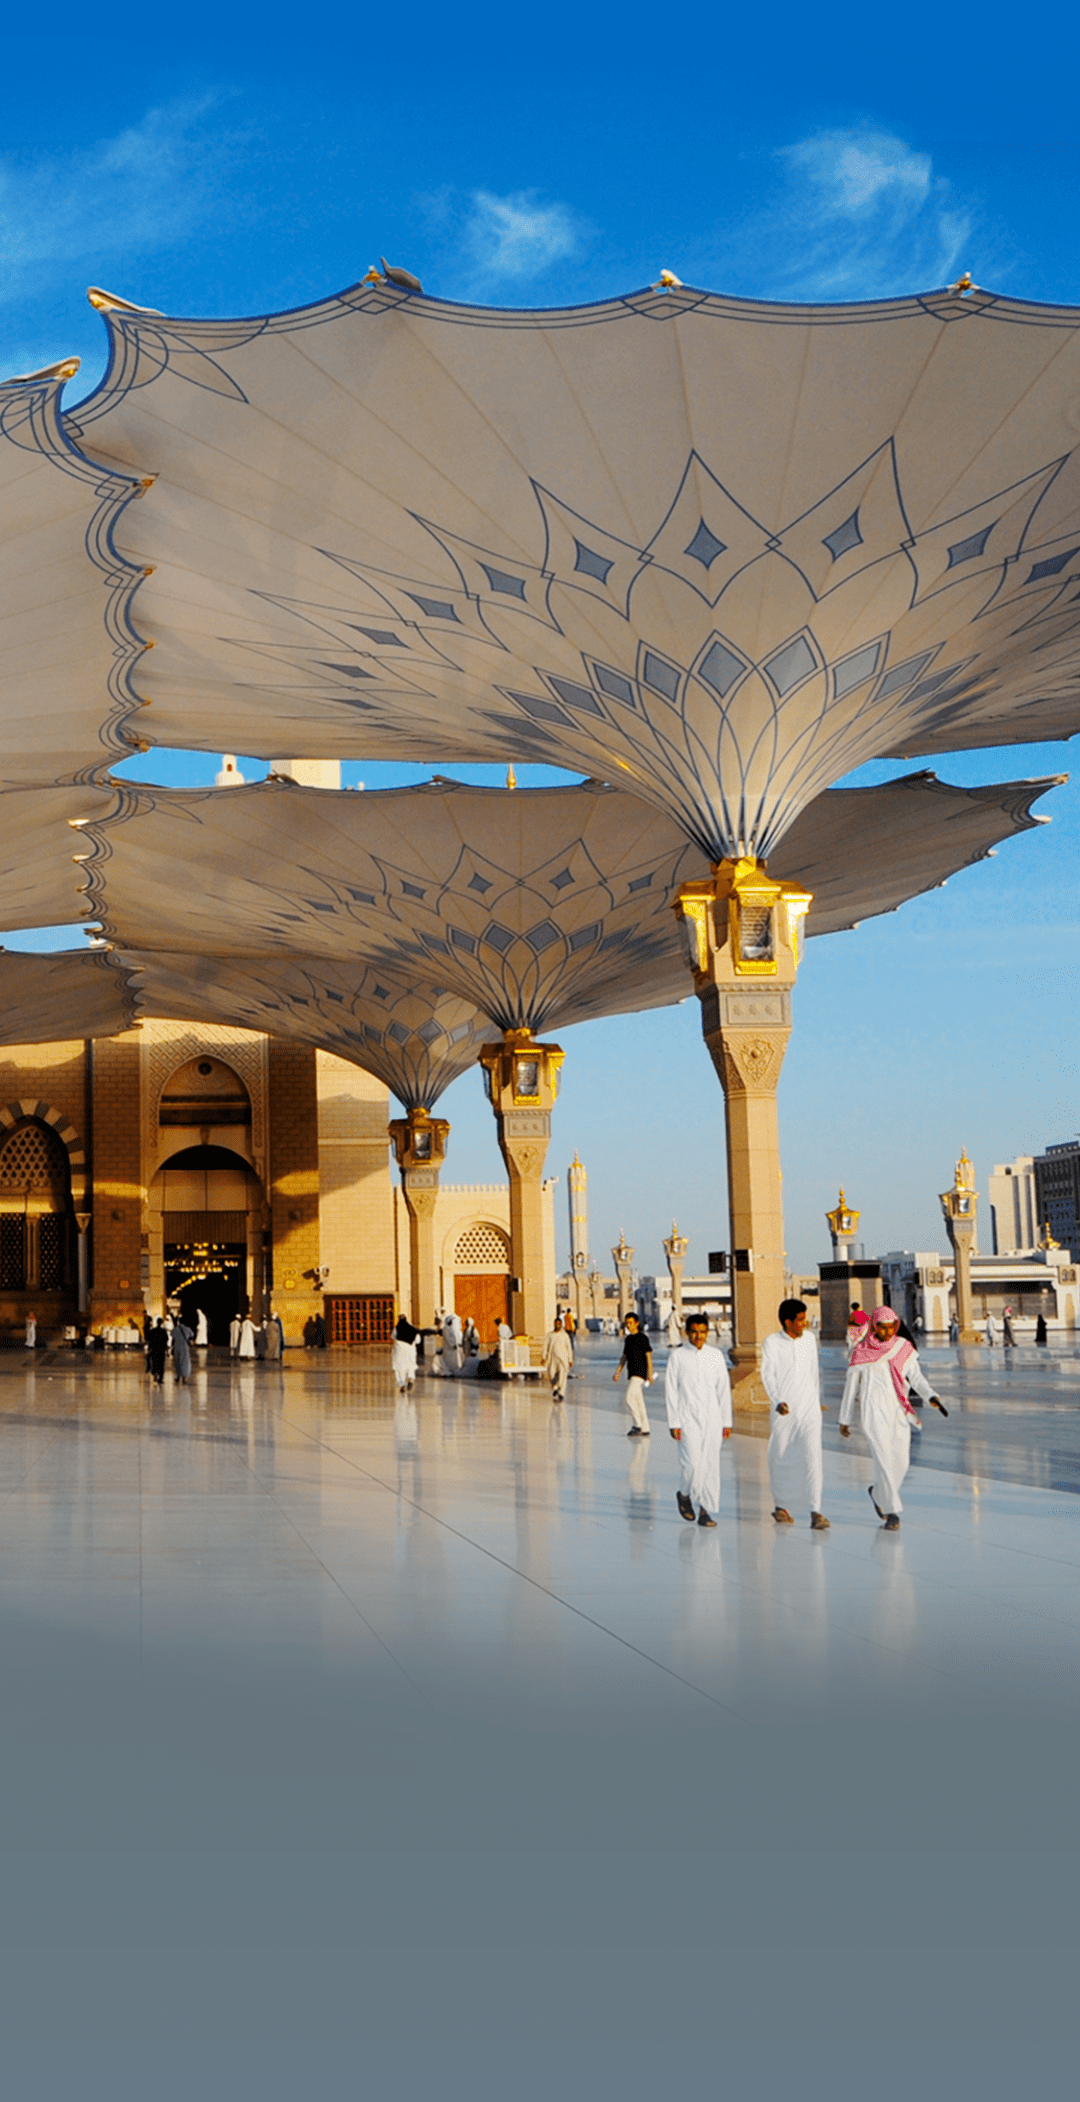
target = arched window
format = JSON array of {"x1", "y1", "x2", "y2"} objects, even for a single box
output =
[{"x1": 0, "y1": 1121, "x2": 70, "y2": 1290}]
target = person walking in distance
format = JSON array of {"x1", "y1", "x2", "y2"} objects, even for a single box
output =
[
  {"x1": 544, "y1": 1314, "x2": 574, "y2": 1403},
  {"x1": 840, "y1": 1306, "x2": 947, "y2": 1531},
  {"x1": 391, "y1": 1312, "x2": 419, "y2": 1392},
  {"x1": 665, "y1": 1313, "x2": 732, "y2": 1527},
  {"x1": 761, "y1": 1299, "x2": 829, "y2": 1530},
  {"x1": 613, "y1": 1311, "x2": 652, "y2": 1436},
  {"x1": 147, "y1": 1319, "x2": 168, "y2": 1387},
  {"x1": 845, "y1": 1306, "x2": 869, "y2": 1359}
]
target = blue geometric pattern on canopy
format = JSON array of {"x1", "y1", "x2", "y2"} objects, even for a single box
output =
[
  {"x1": 822, "y1": 510, "x2": 863, "y2": 561},
  {"x1": 947, "y1": 525, "x2": 996, "y2": 567},
  {"x1": 684, "y1": 519, "x2": 727, "y2": 568}
]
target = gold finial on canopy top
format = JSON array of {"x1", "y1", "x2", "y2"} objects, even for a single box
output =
[
  {"x1": 1038, "y1": 1219, "x2": 1060, "y2": 1251},
  {"x1": 955, "y1": 1148, "x2": 976, "y2": 1192},
  {"x1": 506, "y1": 764, "x2": 517, "y2": 790}
]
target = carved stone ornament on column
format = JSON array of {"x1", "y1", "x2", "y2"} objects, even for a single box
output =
[
  {"x1": 503, "y1": 1142, "x2": 546, "y2": 1180},
  {"x1": 721, "y1": 1035, "x2": 784, "y2": 1093}
]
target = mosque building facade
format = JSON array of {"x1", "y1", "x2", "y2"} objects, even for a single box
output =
[{"x1": 0, "y1": 1021, "x2": 550, "y2": 1348}]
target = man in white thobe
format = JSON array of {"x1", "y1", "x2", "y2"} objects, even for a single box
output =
[
  {"x1": 840, "y1": 1306, "x2": 944, "y2": 1529},
  {"x1": 544, "y1": 1315, "x2": 574, "y2": 1402},
  {"x1": 441, "y1": 1309, "x2": 463, "y2": 1374},
  {"x1": 761, "y1": 1299, "x2": 829, "y2": 1530},
  {"x1": 665, "y1": 1313, "x2": 732, "y2": 1527}
]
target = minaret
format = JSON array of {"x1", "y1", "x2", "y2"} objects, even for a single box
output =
[
  {"x1": 215, "y1": 755, "x2": 245, "y2": 787},
  {"x1": 568, "y1": 1155, "x2": 588, "y2": 1329},
  {"x1": 568, "y1": 1156, "x2": 588, "y2": 1273}
]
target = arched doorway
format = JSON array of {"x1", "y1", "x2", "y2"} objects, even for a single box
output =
[
  {"x1": 450, "y1": 1221, "x2": 511, "y2": 1346},
  {"x1": 152, "y1": 1144, "x2": 260, "y2": 1344},
  {"x1": 0, "y1": 1118, "x2": 72, "y2": 1297}
]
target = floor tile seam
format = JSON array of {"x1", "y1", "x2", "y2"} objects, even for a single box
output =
[
  {"x1": 273, "y1": 1407, "x2": 757, "y2": 1726},
  {"x1": 267, "y1": 1419, "x2": 1075, "y2": 1633},
  {"x1": 227, "y1": 1443, "x2": 449, "y2": 1717}
]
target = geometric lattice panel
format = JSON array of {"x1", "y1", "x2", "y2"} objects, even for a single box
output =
[
  {"x1": 454, "y1": 1222, "x2": 510, "y2": 1269},
  {"x1": 0, "y1": 1122, "x2": 66, "y2": 1190}
]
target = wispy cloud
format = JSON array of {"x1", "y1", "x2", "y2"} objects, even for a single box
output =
[
  {"x1": 463, "y1": 190, "x2": 582, "y2": 282},
  {"x1": 765, "y1": 127, "x2": 973, "y2": 299},
  {"x1": 0, "y1": 96, "x2": 236, "y2": 304},
  {"x1": 418, "y1": 185, "x2": 587, "y2": 298}
]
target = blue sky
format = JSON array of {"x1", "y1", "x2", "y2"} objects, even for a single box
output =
[{"x1": 3, "y1": 2, "x2": 1079, "y2": 1272}]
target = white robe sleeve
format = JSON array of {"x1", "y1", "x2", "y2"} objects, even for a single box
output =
[
  {"x1": 760, "y1": 1333, "x2": 781, "y2": 1406},
  {"x1": 840, "y1": 1365, "x2": 862, "y2": 1426},
  {"x1": 903, "y1": 1351, "x2": 936, "y2": 1405},
  {"x1": 717, "y1": 1354, "x2": 733, "y2": 1430},
  {"x1": 664, "y1": 1349, "x2": 684, "y2": 1430}
]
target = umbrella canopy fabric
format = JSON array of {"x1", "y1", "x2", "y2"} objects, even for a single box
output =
[
  {"x1": 0, "y1": 784, "x2": 119, "y2": 929},
  {"x1": 61, "y1": 772, "x2": 1057, "y2": 1049},
  {"x1": 0, "y1": 951, "x2": 137, "y2": 1046},
  {"x1": 118, "y1": 955, "x2": 492, "y2": 1112},
  {"x1": 0, "y1": 367, "x2": 147, "y2": 787},
  {"x1": 72, "y1": 278, "x2": 1080, "y2": 857}
]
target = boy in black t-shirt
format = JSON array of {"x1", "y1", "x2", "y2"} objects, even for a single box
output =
[{"x1": 613, "y1": 1313, "x2": 653, "y2": 1436}]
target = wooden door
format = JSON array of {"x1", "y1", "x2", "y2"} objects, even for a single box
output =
[{"x1": 455, "y1": 1273, "x2": 509, "y2": 1347}]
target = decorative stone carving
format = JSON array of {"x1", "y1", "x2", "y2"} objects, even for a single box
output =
[{"x1": 717, "y1": 1033, "x2": 787, "y2": 1095}]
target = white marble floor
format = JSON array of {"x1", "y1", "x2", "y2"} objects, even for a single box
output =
[{"x1": 0, "y1": 1338, "x2": 1076, "y2": 2098}]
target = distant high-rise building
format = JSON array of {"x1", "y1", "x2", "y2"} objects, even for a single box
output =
[
  {"x1": 988, "y1": 1157, "x2": 1038, "y2": 1255},
  {"x1": 1034, "y1": 1141, "x2": 1080, "y2": 1256}
]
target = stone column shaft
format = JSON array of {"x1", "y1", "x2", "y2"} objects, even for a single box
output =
[
  {"x1": 701, "y1": 992, "x2": 791, "y2": 1403},
  {"x1": 502, "y1": 1118, "x2": 552, "y2": 1338},
  {"x1": 403, "y1": 1172, "x2": 439, "y2": 1329},
  {"x1": 674, "y1": 857, "x2": 811, "y2": 1412},
  {"x1": 480, "y1": 1033, "x2": 563, "y2": 1341},
  {"x1": 949, "y1": 1224, "x2": 980, "y2": 1341},
  {"x1": 389, "y1": 1110, "x2": 449, "y2": 1329}
]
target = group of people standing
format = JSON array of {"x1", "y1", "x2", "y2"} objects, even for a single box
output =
[
  {"x1": 142, "y1": 1306, "x2": 286, "y2": 1383},
  {"x1": 230, "y1": 1311, "x2": 285, "y2": 1360}
]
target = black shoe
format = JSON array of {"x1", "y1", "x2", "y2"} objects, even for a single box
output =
[
  {"x1": 868, "y1": 1485, "x2": 884, "y2": 1520},
  {"x1": 883, "y1": 1514, "x2": 900, "y2": 1531},
  {"x1": 697, "y1": 1508, "x2": 717, "y2": 1527},
  {"x1": 676, "y1": 1492, "x2": 695, "y2": 1521},
  {"x1": 627, "y1": 1426, "x2": 646, "y2": 1437}
]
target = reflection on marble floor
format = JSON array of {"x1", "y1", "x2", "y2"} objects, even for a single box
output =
[{"x1": 0, "y1": 1335, "x2": 1076, "y2": 2098}]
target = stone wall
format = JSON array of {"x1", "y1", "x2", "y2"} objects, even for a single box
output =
[
  {"x1": 315, "y1": 1053, "x2": 395, "y2": 1293},
  {"x1": 268, "y1": 1041, "x2": 321, "y2": 1341},
  {"x1": 90, "y1": 1032, "x2": 144, "y2": 1326}
]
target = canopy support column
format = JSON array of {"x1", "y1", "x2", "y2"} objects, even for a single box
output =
[
  {"x1": 941, "y1": 1152, "x2": 983, "y2": 1343},
  {"x1": 389, "y1": 1109, "x2": 449, "y2": 1330},
  {"x1": 675, "y1": 859, "x2": 812, "y2": 1410},
  {"x1": 480, "y1": 1031, "x2": 563, "y2": 1342}
]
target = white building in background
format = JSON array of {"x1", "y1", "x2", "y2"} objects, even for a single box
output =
[
  {"x1": 879, "y1": 1247, "x2": 1077, "y2": 1336},
  {"x1": 988, "y1": 1156, "x2": 1039, "y2": 1255},
  {"x1": 635, "y1": 1273, "x2": 732, "y2": 1334}
]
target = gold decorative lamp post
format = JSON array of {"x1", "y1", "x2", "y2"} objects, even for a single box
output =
[
  {"x1": 674, "y1": 857, "x2": 812, "y2": 1406},
  {"x1": 825, "y1": 1189, "x2": 860, "y2": 1262},
  {"x1": 612, "y1": 1232, "x2": 635, "y2": 1321},
  {"x1": 940, "y1": 1148, "x2": 982, "y2": 1343},
  {"x1": 388, "y1": 1106, "x2": 450, "y2": 1328},
  {"x1": 480, "y1": 1029, "x2": 563, "y2": 1339}
]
